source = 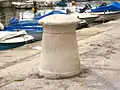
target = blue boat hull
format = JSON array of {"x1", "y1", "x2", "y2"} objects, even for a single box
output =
[
  {"x1": 0, "y1": 41, "x2": 30, "y2": 50},
  {"x1": 4, "y1": 25, "x2": 43, "y2": 31}
]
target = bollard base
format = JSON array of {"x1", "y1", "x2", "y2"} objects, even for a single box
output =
[{"x1": 39, "y1": 69, "x2": 81, "y2": 79}]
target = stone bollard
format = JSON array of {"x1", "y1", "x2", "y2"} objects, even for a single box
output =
[{"x1": 38, "y1": 14, "x2": 81, "y2": 79}]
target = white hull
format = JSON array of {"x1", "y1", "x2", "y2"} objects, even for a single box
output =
[
  {"x1": 0, "y1": 30, "x2": 34, "y2": 43},
  {"x1": 0, "y1": 30, "x2": 34, "y2": 50},
  {"x1": 92, "y1": 11, "x2": 120, "y2": 22},
  {"x1": 70, "y1": 12, "x2": 100, "y2": 23}
]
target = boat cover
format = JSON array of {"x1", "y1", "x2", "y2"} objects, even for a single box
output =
[
  {"x1": 91, "y1": 1, "x2": 120, "y2": 12},
  {"x1": 8, "y1": 10, "x2": 65, "y2": 26},
  {"x1": 9, "y1": 17, "x2": 19, "y2": 25},
  {"x1": 5, "y1": 10, "x2": 65, "y2": 31}
]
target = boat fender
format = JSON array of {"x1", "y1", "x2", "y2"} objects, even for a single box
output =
[{"x1": 0, "y1": 23, "x2": 4, "y2": 30}]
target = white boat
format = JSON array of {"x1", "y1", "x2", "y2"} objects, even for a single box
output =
[
  {"x1": 0, "y1": 30, "x2": 34, "y2": 50},
  {"x1": 62, "y1": 8, "x2": 120, "y2": 22},
  {"x1": 70, "y1": 12, "x2": 100, "y2": 23},
  {"x1": 91, "y1": 11, "x2": 120, "y2": 22},
  {"x1": 12, "y1": 2, "x2": 32, "y2": 9},
  {"x1": 54, "y1": 6, "x2": 100, "y2": 24}
]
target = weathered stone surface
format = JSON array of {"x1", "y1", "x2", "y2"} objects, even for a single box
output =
[{"x1": 1, "y1": 19, "x2": 120, "y2": 90}]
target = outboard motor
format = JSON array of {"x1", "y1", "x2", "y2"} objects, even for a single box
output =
[
  {"x1": 99, "y1": 2, "x2": 107, "y2": 7},
  {"x1": 0, "y1": 23, "x2": 4, "y2": 30},
  {"x1": 79, "y1": 3, "x2": 92, "y2": 13},
  {"x1": 66, "y1": 9, "x2": 72, "y2": 14},
  {"x1": 85, "y1": 3, "x2": 92, "y2": 9}
]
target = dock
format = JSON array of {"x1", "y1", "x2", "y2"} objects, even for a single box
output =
[{"x1": 0, "y1": 19, "x2": 120, "y2": 89}]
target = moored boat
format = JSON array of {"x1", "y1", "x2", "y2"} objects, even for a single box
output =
[
  {"x1": 70, "y1": 12, "x2": 100, "y2": 23},
  {"x1": 0, "y1": 30, "x2": 34, "y2": 50},
  {"x1": 91, "y1": 11, "x2": 120, "y2": 22},
  {"x1": 91, "y1": 1, "x2": 120, "y2": 22},
  {"x1": 1, "y1": 10, "x2": 65, "y2": 40},
  {"x1": 64, "y1": 1, "x2": 120, "y2": 22},
  {"x1": 2, "y1": 18, "x2": 43, "y2": 41}
]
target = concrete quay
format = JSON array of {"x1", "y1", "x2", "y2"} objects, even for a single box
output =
[{"x1": 0, "y1": 19, "x2": 120, "y2": 90}]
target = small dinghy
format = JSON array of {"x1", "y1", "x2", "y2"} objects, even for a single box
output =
[{"x1": 0, "y1": 30, "x2": 34, "y2": 50}]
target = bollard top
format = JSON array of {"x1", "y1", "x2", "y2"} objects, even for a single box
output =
[{"x1": 38, "y1": 14, "x2": 79, "y2": 25}]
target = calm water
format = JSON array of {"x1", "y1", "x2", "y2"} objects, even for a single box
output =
[{"x1": 0, "y1": 0, "x2": 115, "y2": 25}]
